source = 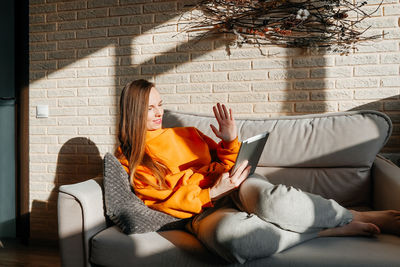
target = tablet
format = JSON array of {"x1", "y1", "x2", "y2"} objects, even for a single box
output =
[{"x1": 231, "y1": 132, "x2": 269, "y2": 175}]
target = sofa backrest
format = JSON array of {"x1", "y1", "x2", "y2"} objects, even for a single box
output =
[{"x1": 163, "y1": 110, "x2": 392, "y2": 207}]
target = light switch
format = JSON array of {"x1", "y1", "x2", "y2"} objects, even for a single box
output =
[{"x1": 36, "y1": 105, "x2": 49, "y2": 118}]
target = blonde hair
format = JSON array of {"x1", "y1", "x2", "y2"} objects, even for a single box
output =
[{"x1": 118, "y1": 79, "x2": 169, "y2": 189}]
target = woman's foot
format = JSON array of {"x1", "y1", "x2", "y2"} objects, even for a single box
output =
[
  {"x1": 318, "y1": 221, "x2": 380, "y2": 237},
  {"x1": 351, "y1": 210, "x2": 400, "y2": 236}
]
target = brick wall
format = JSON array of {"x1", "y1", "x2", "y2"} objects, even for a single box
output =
[{"x1": 29, "y1": 0, "x2": 400, "y2": 240}]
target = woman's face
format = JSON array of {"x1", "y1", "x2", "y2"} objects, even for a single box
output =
[{"x1": 146, "y1": 87, "x2": 163, "y2": 131}]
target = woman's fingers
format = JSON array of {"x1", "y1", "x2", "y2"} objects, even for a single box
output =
[
  {"x1": 213, "y1": 105, "x2": 222, "y2": 123},
  {"x1": 231, "y1": 160, "x2": 249, "y2": 179},
  {"x1": 222, "y1": 104, "x2": 229, "y2": 120},
  {"x1": 210, "y1": 124, "x2": 221, "y2": 139}
]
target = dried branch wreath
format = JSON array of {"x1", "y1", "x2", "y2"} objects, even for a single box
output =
[{"x1": 181, "y1": 0, "x2": 383, "y2": 51}]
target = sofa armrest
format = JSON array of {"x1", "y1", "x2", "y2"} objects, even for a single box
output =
[
  {"x1": 372, "y1": 155, "x2": 400, "y2": 211},
  {"x1": 58, "y1": 177, "x2": 107, "y2": 267}
]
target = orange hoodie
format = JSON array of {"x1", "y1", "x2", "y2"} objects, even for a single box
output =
[{"x1": 116, "y1": 127, "x2": 240, "y2": 219}]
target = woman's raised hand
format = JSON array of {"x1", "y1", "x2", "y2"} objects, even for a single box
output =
[
  {"x1": 209, "y1": 160, "x2": 251, "y2": 201},
  {"x1": 210, "y1": 103, "x2": 237, "y2": 142}
]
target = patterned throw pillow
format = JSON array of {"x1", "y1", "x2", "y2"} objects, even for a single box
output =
[{"x1": 103, "y1": 152, "x2": 187, "y2": 234}]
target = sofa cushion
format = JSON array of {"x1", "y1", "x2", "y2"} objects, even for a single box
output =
[
  {"x1": 103, "y1": 153, "x2": 186, "y2": 234},
  {"x1": 163, "y1": 110, "x2": 392, "y2": 207},
  {"x1": 90, "y1": 226, "x2": 400, "y2": 267}
]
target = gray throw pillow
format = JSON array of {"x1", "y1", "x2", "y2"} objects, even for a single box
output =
[{"x1": 103, "y1": 152, "x2": 187, "y2": 234}]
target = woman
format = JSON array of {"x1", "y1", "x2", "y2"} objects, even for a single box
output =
[{"x1": 116, "y1": 79, "x2": 400, "y2": 263}]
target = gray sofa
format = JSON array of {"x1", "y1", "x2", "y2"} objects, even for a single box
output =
[{"x1": 58, "y1": 110, "x2": 400, "y2": 267}]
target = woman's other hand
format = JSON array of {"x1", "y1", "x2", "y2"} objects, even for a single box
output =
[
  {"x1": 210, "y1": 103, "x2": 237, "y2": 142},
  {"x1": 209, "y1": 160, "x2": 251, "y2": 201}
]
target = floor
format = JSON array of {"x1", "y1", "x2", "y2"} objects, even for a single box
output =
[{"x1": 0, "y1": 239, "x2": 61, "y2": 267}]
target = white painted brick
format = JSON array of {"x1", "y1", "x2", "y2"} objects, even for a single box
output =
[
  {"x1": 30, "y1": 33, "x2": 46, "y2": 42},
  {"x1": 90, "y1": 116, "x2": 117, "y2": 125},
  {"x1": 339, "y1": 101, "x2": 383, "y2": 111},
  {"x1": 49, "y1": 107, "x2": 77, "y2": 116},
  {"x1": 30, "y1": 118, "x2": 57, "y2": 126},
  {"x1": 141, "y1": 44, "x2": 176, "y2": 54},
  {"x1": 381, "y1": 77, "x2": 400, "y2": 87},
  {"x1": 109, "y1": 26, "x2": 140, "y2": 36},
  {"x1": 29, "y1": 52, "x2": 47, "y2": 61},
  {"x1": 384, "y1": 5, "x2": 400, "y2": 15},
  {"x1": 155, "y1": 53, "x2": 189, "y2": 64},
  {"x1": 85, "y1": 135, "x2": 117, "y2": 145},
  {"x1": 253, "y1": 59, "x2": 290, "y2": 69},
  {"x1": 229, "y1": 71, "x2": 266, "y2": 81},
  {"x1": 58, "y1": 59, "x2": 88, "y2": 69},
  {"x1": 311, "y1": 90, "x2": 353, "y2": 101},
  {"x1": 48, "y1": 50, "x2": 75, "y2": 60},
  {"x1": 358, "y1": 17, "x2": 398, "y2": 29},
  {"x1": 156, "y1": 74, "x2": 189, "y2": 84},
  {"x1": 295, "y1": 102, "x2": 337, "y2": 112},
  {"x1": 48, "y1": 127, "x2": 77, "y2": 135},
  {"x1": 383, "y1": 29, "x2": 400, "y2": 40},
  {"x1": 253, "y1": 82, "x2": 292, "y2": 91},
  {"x1": 229, "y1": 93, "x2": 267, "y2": 103},
  {"x1": 58, "y1": 117, "x2": 88, "y2": 126},
  {"x1": 213, "y1": 83, "x2": 250, "y2": 93},
  {"x1": 355, "y1": 41, "x2": 398, "y2": 53},
  {"x1": 30, "y1": 182, "x2": 48, "y2": 192},
  {"x1": 229, "y1": 49, "x2": 265, "y2": 59},
  {"x1": 191, "y1": 72, "x2": 227, "y2": 83},
  {"x1": 88, "y1": 78, "x2": 115, "y2": 87},
  {"x1": 109, "y1": 66, "x2": 140, "y2": 76},
  {"x1": 176, "y1": 62, "x2": 212, "y2": 73},
  {"x1": 30, "y1": 90, "x2": 46, "y2": 98},
  {"x1": 30, "y1": 126, "x2": 47, "y2": 135},
  {"x1": 192, "y1": 50, "x2": 229, "y2": 62},
  {"x1": 381, "y1": 54, "x2": 400, "y2": 64},
  {"x1": 214, "y1": 61, "x2": 251, "y2": 71},
  {"x1": 30, "y1": 136, "x2": 58, "y2": 145},
  {"x1": 293, "y1": 57, "x2": 334, "y2": 67},
  {"x1": 30, "y1": 71, "x2": 46, "y2": 81},
  {"x1": 30, "y1": 61, "x2": 57, "y2": 71},
  {"x1": 30, "y1": 4, "x2": 56, "y2": 15},
  {"x1": 89, "y1": 97, "x2": 116, "y2": 106},
  {"x1": 77, "y1": 8, "x2": 108, "y2": 19},
  {"x1": 30, "y1": 99, "x2": 57, "y2": 106},
  {"x1": 47, "y1": 70, "x2": 76, "y2": 79},
  {"x1": 88, "y1": 38, "x2": 118, "y2": 48},
  {"x1": 161, "y1": 94, "x2": 190, "y2": 104},
  {"x1": 177, "y1": 84, "x2": 212, "y2": 93},
  {"x1": 336, "y1": 78, "x2": 379, "y2": 89},
  {"x1": 191, "y1": 94, "x2": 228, "y2": 103},
  {"x1": 254, "y1": 103, "x2": 293, "y2": 113},
  {"x1": 266, "y1": 47, "x2": 303, "y2": 57},
  {"x1": 57, "y1": 79, "x2": 88, "y2": 88},
  {"x1": 156, "y1": 84, "x2": 175, "y2": 94},
  {"x1": 47, "y1": 31, "x2": 75, "y2": 41},
  {"x1": 30, "y1": 163, "x2": 47, "y2": 172},
  {"x1": 269, "y1": 69, "x2": 309, "y2": 80},
  {"x1": 225, "y1": 103, "x2": 253, "y2": 114},
  {"x1": 177, "y1": 104, "x2": 214, "y2": 114},
  {"x1": 130, "y1": 34, "x2": 153, "y2": 45},
  {"x1": 270, "y1": 92, "x2": 309, "y2": 101},
  {"x1": 30, "y1": 80, "x2": 57, "y2": 89},
  {"x1": 355, "y1": 88, "x2": 399, "y2": 100},
  {"x1": 355, "y1": 65, "x2": 398, "y2": 76},
  {"x1": 142, "y1": 65, "x2": 175, "y2": 75},
  {"x1": 311, "y1": 67, "x2": 352, "y2": 78},
  {"x1": 78, "y1": 107, "x2": 110, "y2": 115},
  {"x1": 58, "y1": 98, "x2": 88, "y2": 107},
  {"x1": 78, "y1": 87, "x2": 110, "y2": 96},
  {"x1": 78, "y1": 126, "x2": 110, "y2": 135},
  {"x1": 77, "y1": 68, "x2": 108, "y2": 77},
  {"x1": 58, "y1": 40, "x2": 87, "y2": 50},
  {"x1": 58, "y1": 1, "x2": 86, "y2": 11},
  {"x1": 30, "y1": 42, "x2": 57, "y2": 52},
  {"x1": 29, "y1": 23, "x2": 57, "y2": 33},
  {"x1": 177, "y1": 41, "x2": 213, "y2": 52},
  {"x1": 143, "y1": 23, "x2": 177, "y2": 35},
  {"x1": 125, "y1": 55, "x2": 155, "y2": 65},
  {"x1": 121, "y1": 15, "x2": 154, "y2": 26},
  {"x1": 153, "y1": 32, "x2": 187, "y2": 43},
  {"x1": 47, "y1": 89, "x2": 76, "y2": 97},
  {"x1": 144, "y1": 2, "x2": 176, "y2": 13},
  {"x1": 335, "y1": 55, "x2": 379, "y2": 65},
  {"x1": 30, "y1": 172, "x2": 55, "y2": 182},
  {"x1": 294, "y1": 79, "x2": 335, "y2": 90},
  {"x1": 89, "y1": 57, "x2": 117, "y2": 67}
]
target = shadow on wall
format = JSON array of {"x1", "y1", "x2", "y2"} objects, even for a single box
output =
[
  {"x1": 349, "y1": 95, "x2": 400, "y2": 153},
  {"x1": 30, "y1": 137, "x2": 103, "y2": 241}
]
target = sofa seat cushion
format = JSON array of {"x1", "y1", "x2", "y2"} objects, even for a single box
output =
[
  {"x1": 91, "y1": 226, "x2": 400, "y2": 267},
  {"x1": 90, "y1": 226, "x2": 222, "y2": 267}
]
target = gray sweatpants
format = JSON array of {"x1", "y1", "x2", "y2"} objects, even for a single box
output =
[{"x1": 187, "y1": 174, "x2": 353, "y2": 264}]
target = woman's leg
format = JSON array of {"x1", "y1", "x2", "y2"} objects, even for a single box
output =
[
  {"x1": 188, "y1": 206, "x2": 318, "y2": 264},
  {"x1": 233, "y1": 173, "x2": 353, "y2": 233},
  {"x1": 234, "y1": 173, "x2": 400, "y2": 236}
]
